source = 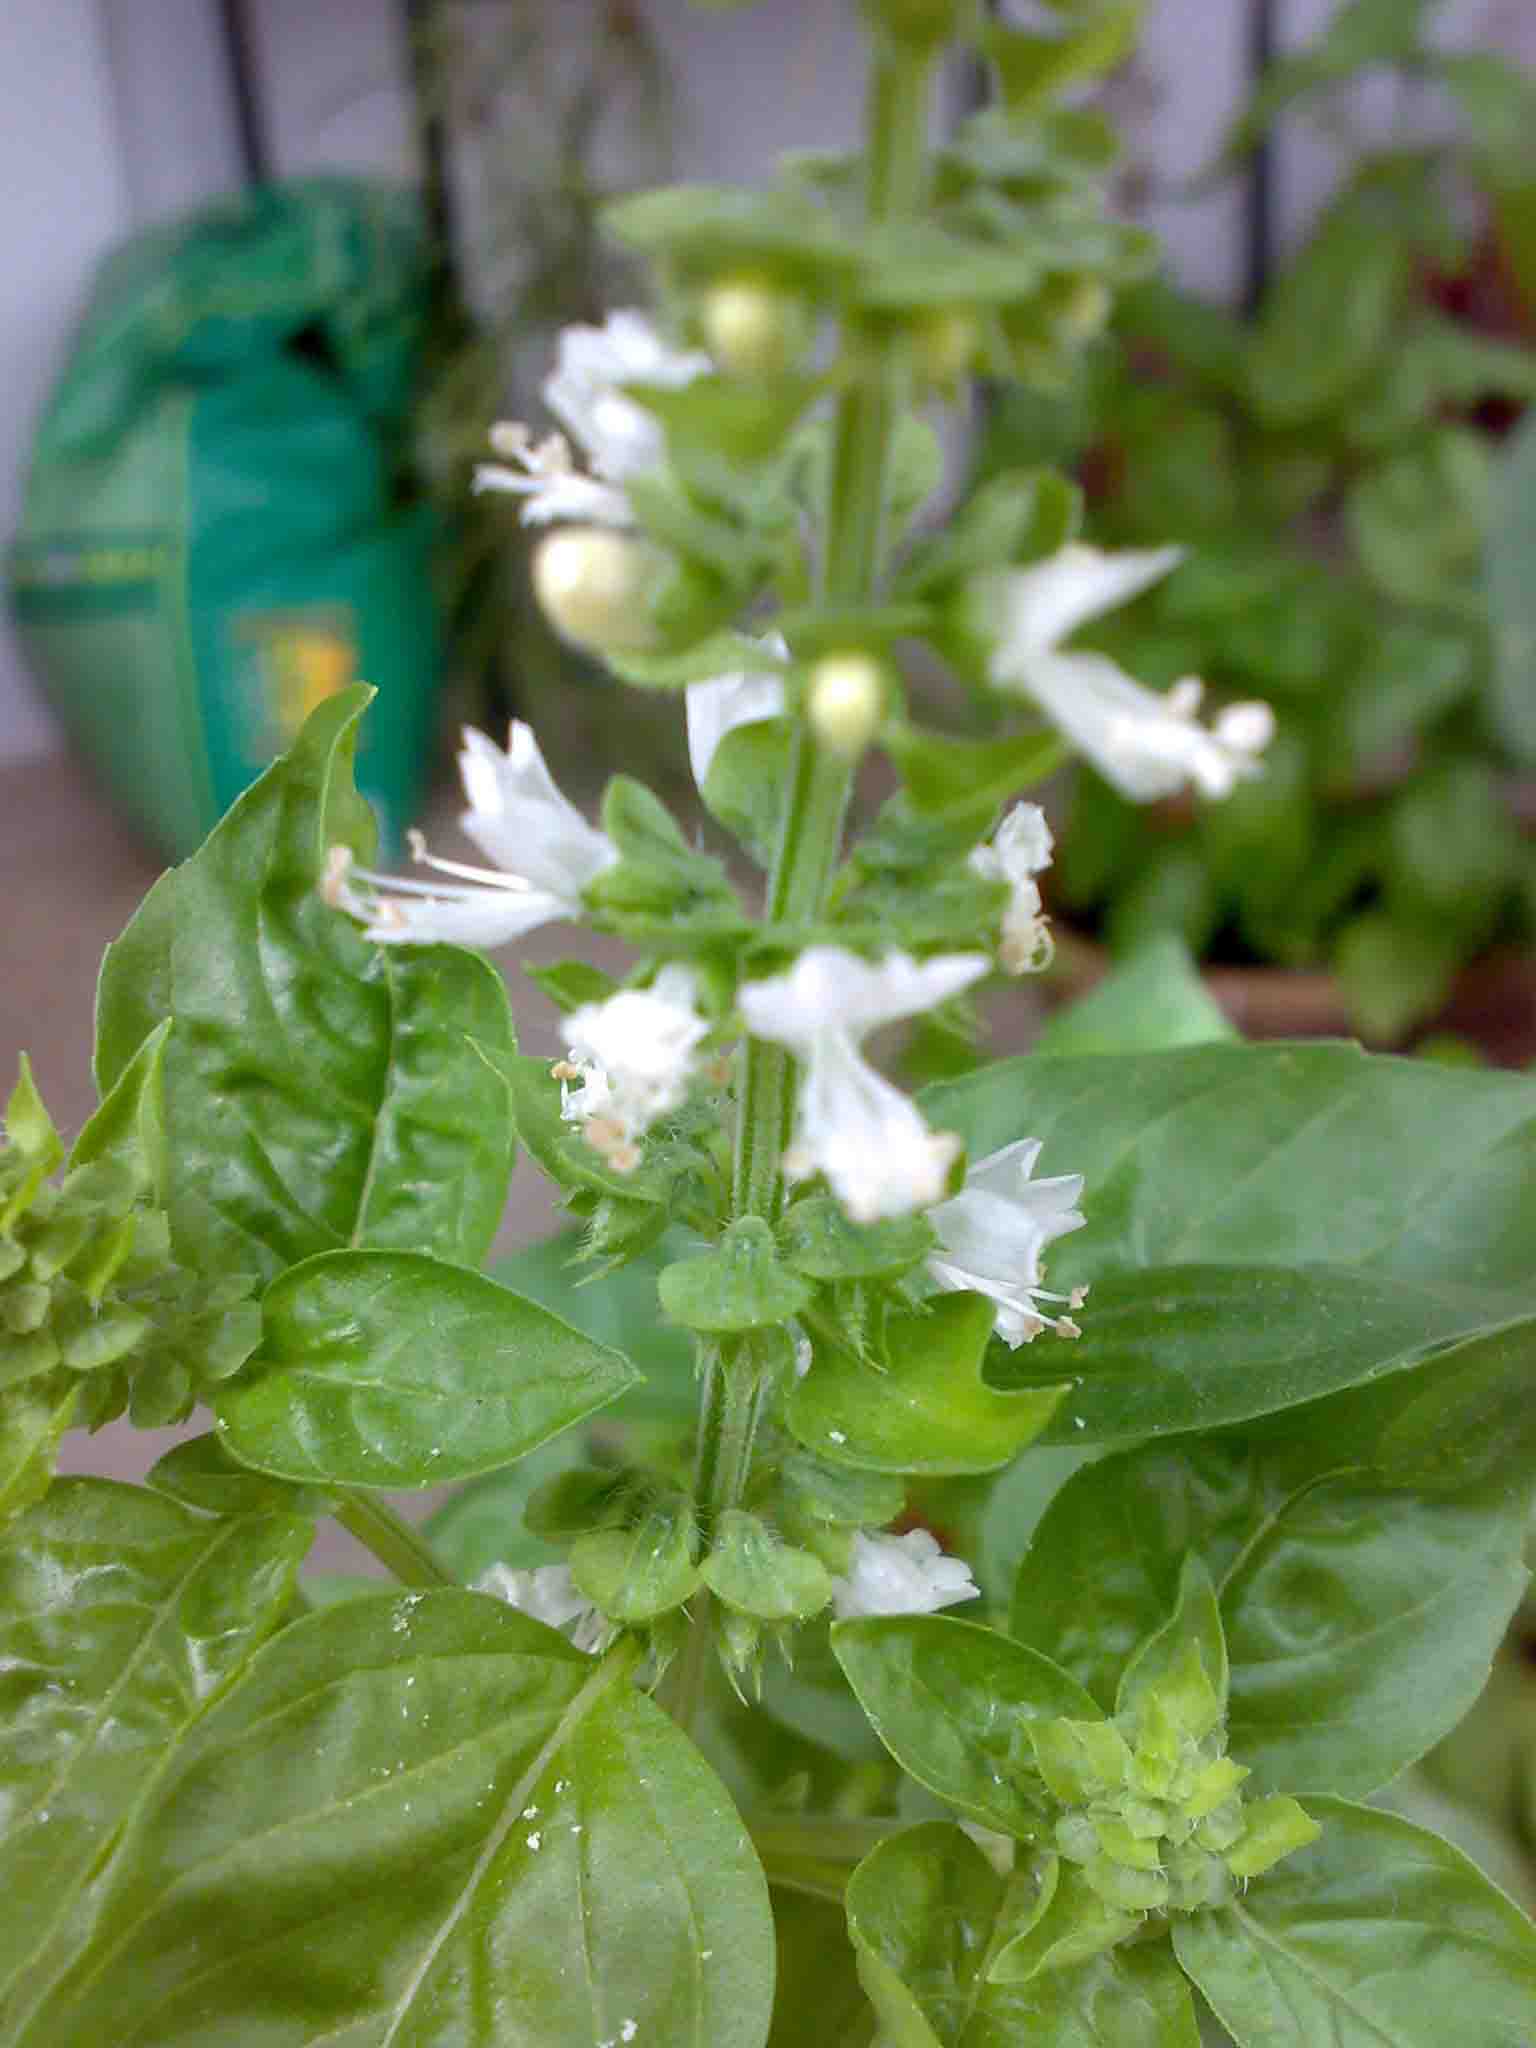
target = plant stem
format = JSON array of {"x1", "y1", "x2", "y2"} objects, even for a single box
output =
[
  {"x1": 335, "y1": 1487, "x2": 455, "y2": 1589},
  {"x1": 671, "y1": 26, "x2": 937, "y2": 1733}
]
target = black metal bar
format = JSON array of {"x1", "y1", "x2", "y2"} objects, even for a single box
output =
[
  {"x1": 216, "y1": 0, "x2": 269, "y2": 183},
  {"x1": 1244, "y1": 0, "x2": 1278, "y2": 316}
]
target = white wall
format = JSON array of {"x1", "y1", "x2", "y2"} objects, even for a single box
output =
[{"x1": 0, "y1": 0, "x2": 129, "y2": 759}]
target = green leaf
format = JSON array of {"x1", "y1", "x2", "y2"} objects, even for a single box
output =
[
  {"x1": 1173, "y1": 1797, "x2": 1536, "y2": 2048},
  {"x1": 0, "y1": 1478, "x2": 309, "y2": 2019},
  {"x1": 886, "y1": 726, "x2": 1064, "y2": 818},
  {"x1": 1009, "y1": 1437, "x2": 1528, "y2": 1798},
  {"x1": 1116, "y1": 1554, "x2": 1227, "y2": 1731},
  {"x1": 779, "y1": 1196, "x2": 935, "y2": 1282},
  {"x1": 701, "y1": 1510, "x2": 832, "y2": 1622},
  {"x1": 1347, "y1": 426, "x2": 1495, "y2": 604},
  {"x1": 66, "y1": 1021, "x2": 168, "y2": 1202},
  {"x1": 425, "y1": 1433, "x2": 598, "y2": 1580},
  {"x1": 789, "y1": 1293, "x2": 1070, "y2": 1475},
  {"x1": 895, "y1": 468, "x2": 1082, "y2": 602},
  {"x1": 922, "y1": 1042, "x2": 1536, "y2": 1444},
  {"x1": 846, "y1": 1823, "x2": 1199, "y2": 2047},
  {"x1": 145, "y1": 1431, "x2": 332, "y2": 1519},
  {"x1": 1244, "y1": 182, "x2": 1411, "y2": 427},
  {"x1": 94, "y1": 689, "x2": 519, "y2": 1280},
  {"x1": 1485, "y1": 408, "x2": 1536, "y2": 764},
  {"x1": 768, "y1": 1889, "x2": 872, "y2": 2047},
  {"x1": 1034, "y1": 940, "x2": 1236, "y2": 1057},
  {"x1": 1333, "y1": 910, "x2": 1460, "y2": 1043},
  {"x1": 12, "y1": 1597, "x2": 774, "y2": 2047},
  {"x1": 703, "y1": 715, "x2": 795, "y2": 869},
  {"x1": 833, "y1": 1614, "x2": 1101, "y2": 1839},
  {"x1": 0, "y1": 1380, "x2": 76, "y2": 1525},
  {"x1": 216, "y1": 1250, "x2": 639, "y2": 1487},
  {"x1": 659, "y1": 1217, "x2": 814, "y2": 1332},
  {"x1": 982, "y1": 7, "x2": 1144, "y2": 112},
  {"x1": 494, "y1": 1229, "x2": 697, "y2": 1422},
  {"x1": 604, "y1": 182, "x2": 861, "y2": 293},
  {"x1": 570, "y1": 1491, "x2": 701, "y2": 1623},
  {"x1": 1375, "y1": 1313, "x2": 1536, "y2": 1496}
]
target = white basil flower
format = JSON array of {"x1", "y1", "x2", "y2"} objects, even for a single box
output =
[
  {"x1": 475, "y1": 309, "x2": 710, "y2": 526},
  {"x1": 685, "y1": 634, "x2": 789, "y2": 790},
  {"x1": 929, "y1": 1138, "x2": 1087, "y2": 1346},
  {"x1": 977, "y1": 543, "x2": 1274, "y2": 802},
  {"x1": 557, "y1": 965, "x2": 710, "y2": 1170},
  {"x1": 324, "y1": 721, "x2": 615, "y2": 950},
  {"x1": 830, "y1": 1529, "x2": 980, "y2": 1619},
  {"x1": 475, "y1": 1561, "x2": 612, "y2": 1655},
  {"x1": 970, "y1": 801, "x2": 1055, "y2": 974},
  {"x1": 738, "y1": 947, "x2": 989, "y2": 1224}
]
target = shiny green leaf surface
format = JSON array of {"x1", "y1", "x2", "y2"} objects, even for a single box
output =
[
  {"x1": 217, "y1": 1250, "x2": 639, "y2": 1487},
  {"x1": 834, "y1": 1615, "x2": 1101, "y2": 1838},
  {"x1": 10, "y1": 1594, "x2": 774, "y2": 2047},
  {"x1": 1173, "y1": 1799, "x2": 1536, "y2": 2047},
  {"x1": 0, "y1": 1479, "x2": 310, "y2": 2021},
  {"x1": 789, "y1": 1293, "x2": 1069, "y2": 1474},
  {"x1": 94, "y1": 690, "x2": 518, "y2": 1282},
  {"x1": 846, "y1": 1823, "x2": 1199, "y2": 2048},
  {"x1": 924, "y1": 1043, "x2": 1536, "y2": 1443},
  {"x1": 1010, "y1": 1437, "x2": 1528, "y2": 1796}
]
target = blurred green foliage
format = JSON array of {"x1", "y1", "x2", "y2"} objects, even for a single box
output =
[{"x1": 978, "y1": 0, "x2": 1536, "y2": 1043}]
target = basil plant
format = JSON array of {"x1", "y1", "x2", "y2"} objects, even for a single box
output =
[{"x1": 4, "y1": 3, "x2": 1535, "y2": 2043}]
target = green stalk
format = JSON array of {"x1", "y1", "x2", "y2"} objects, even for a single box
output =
[
  {"x1": 335, "y1": 1487, "x2": 455, "y2": 1589},
  {"x1": 669, "y1": 30, "x2": 938, "y2": 1730}
]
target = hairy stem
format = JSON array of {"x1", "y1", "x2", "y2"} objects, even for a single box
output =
[
  {"x1": 671, "y1": 29, "x2": 937, "y2": 1732},
  {"x1": 335, "y1": 1488, "x2": 455, "y2": 1589}
]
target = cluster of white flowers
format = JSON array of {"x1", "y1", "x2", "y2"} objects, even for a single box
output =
[
  {"x1": 830, "y1": 1529, "x2": 980, "y2": 1619},
  {"x1": 475, "y1": 309, "x2": 710, "y2": 529},
  {"x1": 555, "y1": 964, "x2": 709, "y2": 1171},
  {"x1": 474, "y1": 1561, "x2": 613, "y2": 1654}
]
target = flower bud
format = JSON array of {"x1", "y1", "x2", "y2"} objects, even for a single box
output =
[
  {"x1": 700, "y1": 274, "x2": 806, "y2": 378},
  {"x1": 1051, "y1": 275, "x2": 1112, "y2": 346},
  {"x1": 807, "y1": 651, "x2": 885, "y2": 756},
  {"x1": 531, "y1": 526, "x2": 658, "y2": 653},
  {"x1": 913, "y1": 308, "x2": 978, "y2": 390}
]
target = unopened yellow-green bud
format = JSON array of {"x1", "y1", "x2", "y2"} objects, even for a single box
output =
[
  {"x1": 531, "y1": 526, "x2": 658, "y2": 654},
  {"x1": 914, "y1": 308, "x2": 978, "y2": 390},
  {"x1": 807, "y1": 651, "x2": 885, "y2": 755},
  {"x1": 700, "y1": 275, "x2": 805, "y2": 378}
]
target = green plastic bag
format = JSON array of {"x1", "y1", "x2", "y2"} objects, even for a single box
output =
[{"x1": 7, "y1": 177, "x2": 440, "y2": 858}]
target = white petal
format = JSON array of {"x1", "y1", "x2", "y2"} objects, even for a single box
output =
[
  {"x1": 361, "y1": 884, "x2": 571, "y2": 951},
  {"x1": 789, "y1": 1031, "x2": 961, "y2": 1223},
  {"x1": 830, "y1": 1530, "x2": 980, "y2": 1618},
  {"x1": 474, "y1": 463, "x2": 634, "y2": 528},
  {"x1": 456, "y1": 722, "x2": 617, "y2": 896},
  {"x1": 740, "y1": 947, "x2": 991, "y2": 1057},
  {"x1": 990, "y1": 543, "x2": 1184, "y2": 659},
  {"x1": 1006, "y1": 650, "x2": 1272, "y2": 805},
  {"x1": 563, "y1": 969, "x2": 709, "y2": 1139},
  {"x1": 685, "y1": 642, "x2": 788, "y2": 789},
  {"x1": 543, "y1": 310, "x2": 709, "y2": 482},
  {"x1": 929, "y1": 1140, "x2": 1087, "y2": 1349}
]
